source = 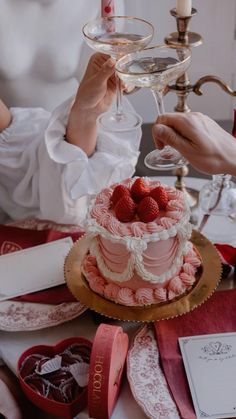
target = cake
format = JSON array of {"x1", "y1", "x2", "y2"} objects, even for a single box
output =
[{"x1": 81, "y1": 177, "x2": 201, "y2": 307}]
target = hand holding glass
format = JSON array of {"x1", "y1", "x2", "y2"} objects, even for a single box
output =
[
  {"x1": 116, "y1": 45, "x2": 191, "y2": 169},
  {"x1": 82, "y1": 16, "x2": 154, "y2": 131}
]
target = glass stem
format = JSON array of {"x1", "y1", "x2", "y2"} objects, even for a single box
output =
[
  {"x1": 115, "y1": 74, "x2": 124, "y2": 118},
  {"x1": 212, "y1": 174, "x2": 232, "y2": 187},
  {"x1": 208, "y1": 174, "x2": 231, "y2": 212},
  {"x1": 198, "y1": 174, "x2": 231, "y2": 233},
  {"x1": 151, "y1": 88, "x2": 165, "y2": 116}
]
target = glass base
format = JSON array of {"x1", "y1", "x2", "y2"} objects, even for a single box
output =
[
  {"x1": 97, "y1": 111, "x2": 142, "y2": 132},
  {"x1": 197, "y1": 210, "x2": 236, "y2": 246},
  {"x1": 144, "y1": 147, "x2": 187, "y2": 171}
]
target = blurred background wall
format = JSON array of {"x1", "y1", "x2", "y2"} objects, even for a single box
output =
[{"x1": 124, "y1": 0, "x2": 236, "y2": 123}]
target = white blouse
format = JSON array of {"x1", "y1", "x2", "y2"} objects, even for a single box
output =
[
  {"x1": 0, "y1": 0, "x2": 125, "y2": 111},
  {"x1": 0, "y1": 0, "x2": 142, "y2": 225},
  {"x1": 0, "y1": 97, "x2": 142, "y2": 225}
]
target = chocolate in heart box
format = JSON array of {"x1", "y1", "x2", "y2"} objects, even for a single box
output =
[{"x1": 17, "y1": 324, "x2": 129, "y2": 419}]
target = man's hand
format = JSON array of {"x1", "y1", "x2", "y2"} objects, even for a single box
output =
[{"x1": 152, "y1": 112, "x2": 236, "y2": 176}]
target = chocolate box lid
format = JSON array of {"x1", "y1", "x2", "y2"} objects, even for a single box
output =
[{"x1": 88, "y1": 323, "x2": 129, "y2": 419}]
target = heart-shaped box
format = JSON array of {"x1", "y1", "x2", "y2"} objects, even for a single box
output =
[
  {"x1": 17, "y1": 324, "x2": 129, "y2": 419},
  {"x1": 17, "y1": 336, "x2": 92, "y2": 419}
]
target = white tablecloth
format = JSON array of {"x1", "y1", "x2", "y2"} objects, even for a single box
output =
[{"x1": 0, "y1": 176, "x2": 235, "y2": 419}]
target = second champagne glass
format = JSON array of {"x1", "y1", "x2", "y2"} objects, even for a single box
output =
[
  {"x1": 83, "y1": 16, "x2": 154, "y2": 132},
  {"x1": 116, "y1": 44, "x2": 191, "y2": 169},
  {"x1": 197, "y1": 111, "x2": 236, "y2": 242}
]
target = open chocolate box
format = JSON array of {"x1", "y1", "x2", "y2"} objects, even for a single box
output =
[{"x1": 17, "y1": 324, "x2": 129, "y2": 419}]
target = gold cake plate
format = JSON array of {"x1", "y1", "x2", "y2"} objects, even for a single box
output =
[{"x1": 64, "y1": 230, "x2": 222, "y2": 322}]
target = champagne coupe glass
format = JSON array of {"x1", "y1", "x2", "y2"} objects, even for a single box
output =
[
  {"x1": 197, "y1": 115, "x2": 236, "y2": 242},
  {"x1": 82, "y1": 16, "x2": 154, "y2": 132},
  {"x1": 198, "y1": 174, "x2": 236, "y2": 239},
  {"x1": 116, "y1": 44, "x2": 191, "y2": 169}
]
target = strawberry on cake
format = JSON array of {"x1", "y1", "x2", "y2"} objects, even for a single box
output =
[{"x1": 81, "y1": 177, "x2": 201, "y2": 307}]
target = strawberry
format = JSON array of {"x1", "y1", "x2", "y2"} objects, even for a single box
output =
[
  {"x1": 111, "y1": 185, "x2": 130, "y2": 207},
  {"x1": 130, "y1": 178, "x2": 150, "y2": 203},
  {"x1": 137, "y1": 197, "x2": 159, "y2": 223},
  {"x1": 114, "y1": 195, "x2": 136, "y2": 222},
  {"x1": 150, "y1": 186, "x2": 168, "y2": 210}
]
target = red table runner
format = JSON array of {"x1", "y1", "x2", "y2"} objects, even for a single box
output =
[{"x1": 155, "y1": 289, "x2": 236, "y2": 419}]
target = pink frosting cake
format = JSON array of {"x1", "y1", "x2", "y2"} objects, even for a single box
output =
[{"x1": 82, "y1": 177, "x2": 201, "y2": 306}]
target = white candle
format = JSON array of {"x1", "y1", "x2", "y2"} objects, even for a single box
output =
[{"x1": 176, "y1": 0, "x2": 192, "y2": 16}]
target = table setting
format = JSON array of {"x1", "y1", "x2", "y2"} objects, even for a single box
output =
[
  {"x1": 0, "y1": 223, "x2": 86, "y2": 332},
  {"x1": 0, "y1": 171, "x2": 236, "y2": 419},
  {"x1": 1, "y1": 0, "x2": 236, "y2": 418}
]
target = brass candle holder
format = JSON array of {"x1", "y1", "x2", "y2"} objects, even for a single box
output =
[{"x1": 164, "y1": 7, "x2": 236, "y2": 207}]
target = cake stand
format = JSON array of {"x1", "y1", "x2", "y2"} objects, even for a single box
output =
[{"x1": 64, "y1": 230, "x2": 222, "y2": 322}]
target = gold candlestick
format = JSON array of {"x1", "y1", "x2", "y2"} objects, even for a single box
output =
[
  {"x1": 166, "y1": 8, "x2": 202, "y2": 48},
  {"x1": 164, "y1": 7, "x2": 236, "y2": 207},
  {"x1": 165, "y1": 8, "x2": 202, "y2": 115}
]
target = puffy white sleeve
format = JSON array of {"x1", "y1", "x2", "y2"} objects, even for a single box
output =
[
  {"x1": 0, "y1": 99, "x2": 141, "y2": 224},
  {"x1": 39, "y1": 96, "x2": 142, "y2": 224},
  {"x1": 0, "y1": 97, "x2": 142, "y2": 225}
]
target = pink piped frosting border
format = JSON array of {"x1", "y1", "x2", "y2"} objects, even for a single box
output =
[
  {"x1": 82, "y1": 242, "x2": 202, "y2": 307},
  {"x1": 88, "y1": 178, "x2": 187, "y2": 239}
]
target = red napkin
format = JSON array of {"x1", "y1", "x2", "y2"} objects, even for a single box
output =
[
  {"x1": 215, "y1": 243, "x2": 236, "y2": 266},
  {"x1": 154, "y1": 289, "x2": 236, "y2": 419},
  {"x1": 0, "y1": 224, "x2": 83, "y2": 304},
  {"x1": 12, "y1": 284, "x2": 77, "y2": 305}
]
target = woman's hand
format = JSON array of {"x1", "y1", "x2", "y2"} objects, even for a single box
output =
[
  {"x1": 75, "y1": 52, "x2": 117, "y2": 116},
  {"x1": 152, "y1": 112, "x2": 236, "y2": 176},
  {"x1": 0, "y1": 99, "x2": 11, "y2": 132},
  {"x1": 66, "y1": 53, "x2": 116, "y2": 155}
]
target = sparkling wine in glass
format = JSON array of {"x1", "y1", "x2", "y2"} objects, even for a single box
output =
[
  {"x1": 82, "y1": 16, "x2": 154, "y2": 132},
  {"x1": 116, "y1": 45, "x2": 191, "y2": 169}
]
